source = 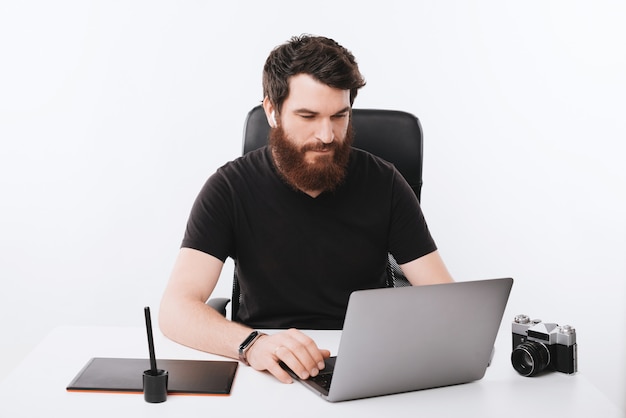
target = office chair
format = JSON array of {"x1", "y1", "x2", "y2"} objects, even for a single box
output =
[{"x1": 208, "y1": 105, "x2": 424, "y2": 319}]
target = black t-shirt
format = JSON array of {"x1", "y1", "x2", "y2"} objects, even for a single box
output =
[{"x1": 182, "y1": 147, "x2": 436, "y2": 329}]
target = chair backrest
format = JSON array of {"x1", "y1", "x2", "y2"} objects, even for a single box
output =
[
  {"x1": 242, "y1": 105, "x2": 424, "y2": 199},
  {"x1": 227, "y1": 105, "x2": 424, "y2": 320}
]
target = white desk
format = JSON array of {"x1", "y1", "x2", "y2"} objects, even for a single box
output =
[{"x1": 0, "y1": 326, "x2": 622, "y2": 418}]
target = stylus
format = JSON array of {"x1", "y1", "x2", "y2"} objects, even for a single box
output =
[{"x1": 144, "y1": 306, "x2": 158, "y2": 373}]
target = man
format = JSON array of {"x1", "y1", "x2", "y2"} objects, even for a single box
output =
[{"x1": 159, "y1": 35, "x2": 453, "y2": 384}]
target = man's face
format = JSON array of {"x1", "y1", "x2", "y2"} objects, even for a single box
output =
[{"x1": 268, "y1": 74, "x2": 353, "y2": 194}]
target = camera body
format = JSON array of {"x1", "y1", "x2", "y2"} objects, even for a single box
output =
[{"x1": 511, "y1": 314, "x2": 577, "y2": 377}]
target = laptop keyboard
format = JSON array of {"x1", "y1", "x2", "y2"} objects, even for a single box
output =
[
  {"x1": 308, "y1": 370, "x2": 333, "y2": 391},
  {"x1": 280, "y1": 357, "x2": 336, "y2": 391}
]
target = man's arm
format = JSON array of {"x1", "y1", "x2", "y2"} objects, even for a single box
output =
[
  {"x1": 159, "y1": 247, "x2": 329, "y2": 383},
  {"x1": 399, "y1": 250, "x2": 454, "y2": 286}
]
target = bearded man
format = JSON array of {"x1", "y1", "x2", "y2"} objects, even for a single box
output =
[{"x1": 159, "y1": 35, "x2": 453, "y2": 384}]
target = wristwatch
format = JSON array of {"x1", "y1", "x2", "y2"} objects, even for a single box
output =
[{"x1": 238, "y1": 330, "x2": 266, "y2": 366}]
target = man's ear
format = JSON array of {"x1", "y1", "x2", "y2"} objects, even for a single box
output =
[{"x1": 262, "y1": 97, "x2": 277, "y2": 128}]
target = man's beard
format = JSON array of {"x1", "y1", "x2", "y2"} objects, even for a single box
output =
[{"x1": 269, "y1": 123, "x2": 353, "y2": 194}]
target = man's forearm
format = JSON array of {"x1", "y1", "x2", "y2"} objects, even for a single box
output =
[{"x1": 158, "y1": 296, "x2": 252, "y2": 359}]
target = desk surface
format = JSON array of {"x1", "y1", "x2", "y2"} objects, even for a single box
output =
[{"x1": 0, "y1": 326, "x2": 622, "y2": 418}]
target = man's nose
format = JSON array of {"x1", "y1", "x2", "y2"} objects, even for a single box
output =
[{"x1": 316, "y1": 119, "x2": 335, "y2": 144}]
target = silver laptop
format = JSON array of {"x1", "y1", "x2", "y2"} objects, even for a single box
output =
[{"x1": 282, "y1": 277, "x2": 513, "y2": 402}]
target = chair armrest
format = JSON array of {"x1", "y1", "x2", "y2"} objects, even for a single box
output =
[{"x1": 206, "y1": 297, "x2": 230, "y2": 317}]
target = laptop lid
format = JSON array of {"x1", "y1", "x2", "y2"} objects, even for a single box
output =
[{"x1": 296, "y1": 277, "x2": 513, "y2": 402}]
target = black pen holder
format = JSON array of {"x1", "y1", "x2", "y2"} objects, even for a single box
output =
[{"x1": 143, "y1": 369, "x2": 168, "y2": 403}]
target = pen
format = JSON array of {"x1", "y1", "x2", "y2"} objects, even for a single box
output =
[{"x1": 144, "y1": 306, "x2": 158, "y2": 373}]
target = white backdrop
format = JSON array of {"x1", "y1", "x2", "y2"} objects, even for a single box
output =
[{"x1": 1, "y1": 0, "x2": 624, "y2": 411}]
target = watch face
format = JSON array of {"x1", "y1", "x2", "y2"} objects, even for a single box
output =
[
  {"x1": 240, "y1": 331, "x2": 259, "y2": 349},
  {"x1": 239, "y1": 331, "x2": 263, "y2": 366}
]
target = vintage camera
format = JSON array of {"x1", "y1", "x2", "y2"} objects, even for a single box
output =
[{"x1": 511, "y1": 314, "x2": 577, "y2": 377}]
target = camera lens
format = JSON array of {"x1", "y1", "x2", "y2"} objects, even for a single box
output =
[{"x1": 511, "y1": 341, "x2": 550, "y2": 377}]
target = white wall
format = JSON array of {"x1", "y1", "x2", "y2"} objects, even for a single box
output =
[{"x1": 1, "y1": 0, "x2": 624, "y2": 411}]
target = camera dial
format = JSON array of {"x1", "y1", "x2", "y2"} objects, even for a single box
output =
[{"x1": 514, "y1": 314, "x2": 530, "y2": 324}]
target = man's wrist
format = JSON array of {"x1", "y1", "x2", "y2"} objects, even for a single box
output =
[{"x1": 238, "y1": 330, "x2": 266, "y2": 366}]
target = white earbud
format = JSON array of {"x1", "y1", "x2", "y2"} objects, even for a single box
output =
[{"x1": 271, "y1": 111, "x2": 277, "y2": 127}]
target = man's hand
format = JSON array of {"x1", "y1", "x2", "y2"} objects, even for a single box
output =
[{"x1": 245, "y1": 328, "x2": 331, "y2": 383}]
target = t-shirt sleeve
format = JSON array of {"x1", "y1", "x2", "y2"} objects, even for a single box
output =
[
  {"x1": 181, "y1": 169, "x2": 235, "y2": 262},
  {"x1": 387, "y1": 169, "x2": 437, "y2": 264}
]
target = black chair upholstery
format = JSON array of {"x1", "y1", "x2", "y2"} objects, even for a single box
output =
[{"x1": 208, "y1": 105, "x2": 424, "y2": 319}]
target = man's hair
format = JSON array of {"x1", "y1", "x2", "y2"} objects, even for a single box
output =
[{"x1": 262, "y1": 35, "x2": 366, "y2": 113}]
